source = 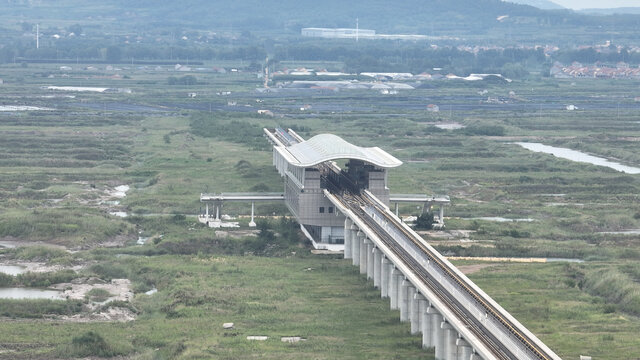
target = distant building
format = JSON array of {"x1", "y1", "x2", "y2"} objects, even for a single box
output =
[
  {"x1": 301, "y1": 27, "x2": 375, "y2": 39},
  {"x1": 427, "y1": 104, "x2": 440, "y2": 112},
  {"x1": 257, "y1": 109, "x2": 274, "y2": 117},
  {"x1": 188, "y1": 92, "x2": 197, "y2": 98}
]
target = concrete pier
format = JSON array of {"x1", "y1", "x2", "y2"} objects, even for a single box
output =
[
  {"x1": 406, "y1": 285, "x2": 416, "y2": 326},
  {"x1": 344, "y1": 218, "x2": 352, "y2": 259},
  {"x1": 411, "y1": 292, "x2": 424, "y2": 334},
  {"x1": 400, "y1": 280, "x2": 412, "y2": 322},
  {"x1": 422, "y1": 306, "x2": 437, "y2": 349},
  {"x1": 390, "y1": 269, "x2": 402, "y2": 309},
  {"x1": 456, "y1": 338, "x2": 473, "y2": 360},
  {"x1": 432, "y1": 316, "x2": 444, "y2": 359},
  {"x1": 351, "y1": 225, "x2": 360, "y2": 265},
  {"x1": 381, "y1": 258, "x2": 391, "y2": 298},
  {"x1": 442, "y1": 322, "x2": 457, "y2": 360},
  {"x1": 359, "y1": 235, "x2": 368, "y2": 274},
  {"x1": 366, "y1": 241, "x2": 374, "y2": 280},
  {"x1": 373, "y1": 247, "x2": 382, "y2": 288}
]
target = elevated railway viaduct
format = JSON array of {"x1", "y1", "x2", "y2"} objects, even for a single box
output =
[{"x1": 205, "y1": 128, "x2": 563, "y2": 360}]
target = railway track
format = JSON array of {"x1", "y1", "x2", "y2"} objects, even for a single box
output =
[{"x1": 327, "y1": 179, "x2": 554, "y2": 360}]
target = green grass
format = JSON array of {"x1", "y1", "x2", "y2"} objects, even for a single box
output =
[
  {"x1": 0, "y1": 62, "x2": 639, "y2": 358},
  {"x1": 0, "y1": 255, "x2": 431, "y2": 360},
  {"x1": 467, "y1": 262, "x2": 640, "y2": 359}
]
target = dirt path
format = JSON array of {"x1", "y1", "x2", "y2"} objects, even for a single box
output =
[{"x1": 455, "y1": 263, "x2": 496, "y2": 275}]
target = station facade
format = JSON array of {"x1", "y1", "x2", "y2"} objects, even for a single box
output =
[
  {"x1": 265, "y1": 129, "x2": 402, "y2": 250},
  {"x1": 200, "y1": 128, "x2": 449, "y2": 251}
]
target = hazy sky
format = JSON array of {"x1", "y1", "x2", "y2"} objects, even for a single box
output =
[{"x1": 552, "y1": 0, "x2": 640, "y2": 9}]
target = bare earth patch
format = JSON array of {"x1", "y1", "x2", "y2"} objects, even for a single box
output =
[
  {"x1": 52, "y1": 278, "x2": 133, "y2": 302},
  {"x1": 58, "y1": 307, "x2": 136, "y2": 323},
  {"x1": 455, "y1": 263, "x2": 496, "y2": 275}
]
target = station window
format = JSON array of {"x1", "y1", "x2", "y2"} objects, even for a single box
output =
[
  {"x1": 328, "y1": 207, "x2": 334, "y2": 213},
  {"x1": 319, "y1": 207, "x2": 325, "y2": 213}
]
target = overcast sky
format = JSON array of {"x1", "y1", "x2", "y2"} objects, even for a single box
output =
[{"x1": 552, "y1": 0, "x2": 640, "y2": 9}]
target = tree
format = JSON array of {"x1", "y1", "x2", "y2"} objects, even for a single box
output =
[
  {"x1": 415, "y1": 212, "x2": 434, "y2": 230},
  {"x1": 68, "y1": 24, "x2": 83, "y2": 35},
  {"x1": 105, "y1": 46, "x2": 122, "y2": 63},
  {"x1": 20, "y1": 22, "x2": 33, "y2": 32}
]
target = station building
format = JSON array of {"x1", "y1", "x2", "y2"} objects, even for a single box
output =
[{"x1": 200, "y1": 128, "x2": 449, "y2": 251}]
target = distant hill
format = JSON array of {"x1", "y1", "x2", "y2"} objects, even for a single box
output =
[
  {"x1": 2, "y1": 0, "x2": 640, "y2": 43},
  {"x1": 505, "y1": 0, "x2": 564, "y2": 10},
  {"x1": 579, "y1": 7, "x2": 640, "y2": 15},
  {"x1": 0, "y1": 0, "x2": 563, "y2": 34}
]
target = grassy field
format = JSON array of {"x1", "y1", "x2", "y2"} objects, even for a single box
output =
[{"x1": 0, "y1": 61, "x2": 639, "y2": 359}]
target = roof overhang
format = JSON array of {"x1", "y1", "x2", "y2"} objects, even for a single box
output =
[{"x1": 283, "y1": 133, "x2": 402, "y2": 168}]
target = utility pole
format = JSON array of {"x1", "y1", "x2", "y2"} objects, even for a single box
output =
[
  {"x1": 356, "y1": 18, "x2": 359, "y2": 42},
  {"x1": 36, "y1": 24, "x2": 39, "y2": 49}
]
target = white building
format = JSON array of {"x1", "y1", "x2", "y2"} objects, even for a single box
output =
[{"x1": 301, "y1": 28, "x2": 375, "y2": 39}]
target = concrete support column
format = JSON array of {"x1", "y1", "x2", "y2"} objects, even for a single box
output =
[
  {"x1": 351, "y1": 226, "x2": 359, "y2": 264},
  {"x1": 205, "y1": 203, "x2": 209, "y2": 217},
  {"x1": 406, "y1": 284, "x2": 416, "y2": 325},
  {"x1": 395, "y1": 202, "x2": 399, "y2": 216},
  {"x1": 400, "y1": 280, "x2": 411, "y2": 322},
  {"x1": 249, "y1": 202, "x2": 256, "y2": 227},
  {"x1": 380, "y1": 258, "x2": 390, "y2": 298},
  {"x1": 432, "y1": 314, "x2": 444, "y2": 360},
  {"x1": 343, "y1": 218, "x2": 352, "y2": 259},
  {"x1": 359, "y1": 235, "x2": 368, "y2": 274},
  {"x1": 390, "y1": 269, "x2": 401, "y2": 310},
  {"x1": 411, "y1": 292, "x2": 425, "y2": 335},
  {"x1": 352, "y1": 228, "x2": 361, "y2": 266},
  {"x1": 215, "y1": 204, "x2": 220, "y2": 221},
  {"x1": 373, "y1": 247, "x2": 381, "y2": 288},
  {"x1": 456, "y1": 338, "x2": 473, "y2": 360},
  {"x1": 422, "y1": 306, "x2": 437, "y2": 349},
  {"x1": 366, "y1": 241, "x2": 374, "y2": 280},
  {"x1": 442, "y1": 322, "x2": 458, "y2": 360},
  {"x1": 439, "y1": 206, "x2": 444, "y2": 223}
]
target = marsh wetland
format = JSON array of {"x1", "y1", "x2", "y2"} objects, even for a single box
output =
[{"x1": 0, "y1": 60, "x2": 638, "y2": 359}]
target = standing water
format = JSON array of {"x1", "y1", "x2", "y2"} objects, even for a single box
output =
[
  {"x1": 514, "y1": 143, "x2": 640, "y2": 174},
  {"x1": 0, "y1": 265, "x2": 27, "y2": 276},
  {"x1": 0, "y1": 288, "x2": 64, "y2": 300}
]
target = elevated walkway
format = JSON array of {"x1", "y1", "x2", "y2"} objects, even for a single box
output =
[
  {"x1": 200, "y1": 192, "x2": 284, "y2": 202},
  {"x1": 200, "y1": 192, "x2": 284, "y2": 227},
  {"x1": 389, "y1": 194, "x2": 450, "y2": 228}
]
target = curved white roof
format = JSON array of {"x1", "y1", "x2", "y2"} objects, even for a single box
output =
[{"x1": 284, "y1": 133, "x2": 402, "y2": 168}]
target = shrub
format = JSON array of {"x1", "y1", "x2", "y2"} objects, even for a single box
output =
[
  {"x1": 0, "y1": 299, "x2": 83, "y2": 318},
  {"x1": 67, "y1": 331, "x2": 117, "y2": 357},
  {"x1": 0, "y1": 273, "x2": 14, "y2": 287},
  {"x1": 462, "y1": 124, "x2": 505, "y2": 136},
  {"x1": 86, "y1": 288, "x2": 112, "y2": 302},
  {"x1": 89, "y1": 263, "x2": 128, "y2": 280},
  {"x1": 414, "y1": 212, "x2": 434, "y2": 230},
  {"x1": 16, "y1": 270, "x2": 76, "y2": 287}
]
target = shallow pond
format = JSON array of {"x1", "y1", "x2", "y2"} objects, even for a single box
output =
[
  {"x1": 0, "y1": 287, "x2": 64, "y2": 300},
  {"x1": 514, "y1": 142, "x2": 640, "y2": 174},
  {"x1": 0, "y1": 265, "x2": 26, "y2": 276}
]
